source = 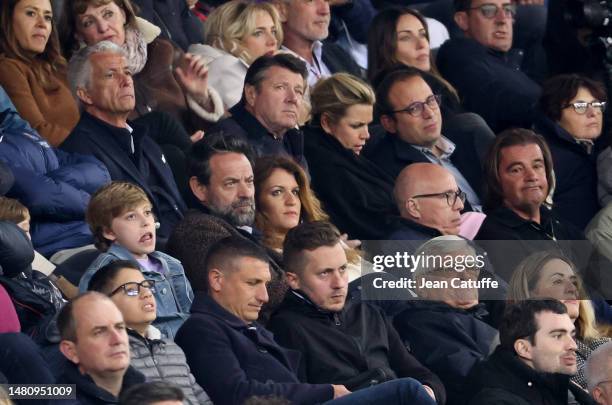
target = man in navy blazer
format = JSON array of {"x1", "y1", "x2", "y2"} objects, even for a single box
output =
[{"x1": 61, "y1": 41, "x2": 186, "y2": 241}]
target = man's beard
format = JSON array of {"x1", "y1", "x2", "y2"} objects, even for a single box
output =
[{"x1": 208, "y1": 197, "x2": 256, "y2": 227}]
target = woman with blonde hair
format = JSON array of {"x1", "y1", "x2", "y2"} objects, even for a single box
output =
[
  {"x1": 189, "y1": 0, "x2": 282, "y2": 109},
  {"x1": 0, "y1": 0, "x2": 79, "y2": 146},
  {"x1": 303, "y1": 73, "x2": 396, "y2": 240},
  {"x1": 508, "y1": 250, "x2": 610, "y2": 389}
]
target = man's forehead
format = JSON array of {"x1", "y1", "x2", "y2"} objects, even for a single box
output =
[
  {"x1": 500, "y1": 143, "x2": 543, "y2": 163},
  {"x1": 304, "y1": 243, "x2": 347, "y2": 270},
  {"x1": 233, "y1": 257, "x2": 271, "y2": 279},
  {"x1": 535, "y1": 311, "x2": 575, "y2": 332},
  {"x1": 390, "y1": 77, "x2": 432, "y2": 103},
  {"x1": 74, "y1": 297, "x2": 124, "y2": 330},
  {"x1": 91, "y1": 52, "x2": 127, "y2": 68},
  {"x1": 261, "y1": 66, "x2": 304, "y2": 86},
  {"x1": 470, "y1": 0, "x2": 513, "y2": 7},
  {"x1": 210, "y1": 153, "x2": 253, "y2": 175}
]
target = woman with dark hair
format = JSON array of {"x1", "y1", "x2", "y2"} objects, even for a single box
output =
[
  {"x1": 534, "y1": 74, "x2": 606, "y2": 230},
  {"x1": 367, "y1": 7, "x2": 494, "y2": 160},
  {"x1": 59, "y1": 0, "x2": 224, "y2": 134},
  {"x1": 0, "y1": 0, "x2": 79, "y2": 146},
  {"x1": 303, "y1": 73, "x2": 396, "y2": 240}
]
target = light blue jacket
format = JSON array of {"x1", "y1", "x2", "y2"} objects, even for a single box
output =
[{"x1": 79, "y1": 244, "x2": 193, "y2": 339}]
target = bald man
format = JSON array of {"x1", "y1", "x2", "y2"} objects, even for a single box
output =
[
  {"x1": 586, "y1": 342, "x2": 612, "y2": 405},
  {"x1": 388, "y1": 163, "x2": 466, "y2": 240}
]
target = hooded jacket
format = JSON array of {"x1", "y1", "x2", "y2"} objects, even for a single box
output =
[{"x1": 267, "y1": 290, "x2": 446, "y2": 404}]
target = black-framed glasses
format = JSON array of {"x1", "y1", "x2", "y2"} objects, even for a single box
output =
[
  {"x1": 563, "y1": 101, "x2": 606, "y2": 114},
  {"x1": 467, "y1": 3, "x2": 517, "y2": 18},
  {"x1": 412, "y1": 190, "x2": 466, "y2": 207},
  {"x1": 391, "y1": 94, "x2": 441, "y2": 117},
  {"x1": 110, "y1": 280, "x2": 156, "y2": 297}
]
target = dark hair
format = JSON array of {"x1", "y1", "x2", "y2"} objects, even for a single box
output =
[
  {"x1": 57, "y1": 292, "x2": 109, "y2": 342},
  {"x1": 373, "y1": 65, "x2": 424, "y2": 118},
  {"x1": 367, "y1": 7, "x2": 430, "y2": 83},
  {"x1": 188, "y1": 132, "x2": 255, "y2": 186},
  {"x1": 539, "y1": 74, "x2": 607, "y2": 122},
  {"x1": 453, "y1": 0, "x2": 471, "y2": 11},
  {"x1": 283, "y1": 221, "x2": 341, "y2": 275},
  {"x1": 499, "y1": 299, "x2": 568, "y2": 350},
  {"x1": 87, "y1": 260, "x2": 141, "y2": 294},
  {"x1": 0, "y1": 0, "x2": 67, "y2": 89},
  {"x1": 483, "y1": 128, "x2": 555, "y2": 210},
  {"x1": 119, "y1": 381, "x2": 185, "y2": 405},
  {"x1": 243, "y1": 53, "x2": 308, "y2": 95},
  {"x1": 197, "y1": 236, "x2": 270, "y2": 292}
]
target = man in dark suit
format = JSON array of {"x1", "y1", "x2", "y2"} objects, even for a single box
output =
[
  {"x1": 367, "y1": 67, "x2": 485, "y2": 212},
  {"x1": 61, "y1": 41, "x2": 186, "y2": 241}
]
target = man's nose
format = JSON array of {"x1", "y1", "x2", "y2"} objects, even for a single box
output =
[
  {"x1": 330, "y1": 270, "x2": 346, "y2": 289},
  {"x1": 256, "y1": 284, "x2": 269, "y2": 304},
  {"x1": 454, "y1": 195, "x2": 465, "y2": 211},
  {"x1": 238, "y1": 181, "x2": 254, "y2": 198},
  {"x1": 109, "y1": 327, "x2": 125, "y2": 345},
  {"x1": 566, "y1": 335, "x2": 578, "y2": 351},
  {"x1": 317, "y1": 0, "x2": 330, "y2": 15}
]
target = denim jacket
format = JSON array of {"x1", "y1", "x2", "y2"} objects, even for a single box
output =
[{"x1": 78, "y1": 244, "x2": 194, "y2": 339}]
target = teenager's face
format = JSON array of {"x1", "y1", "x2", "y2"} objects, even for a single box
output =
[{"x1": 103, "y1": 202, "x2": 156, "y2": 260}]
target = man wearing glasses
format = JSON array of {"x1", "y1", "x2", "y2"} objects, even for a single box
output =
[
  {"x1": 87, "y1": 260, "x2": 213, "y2": 405},
  {"x1": 388, "y1": 163, "x2": 466, "y2": 240},
  {"x1": 586, "y1": 342, "x2": 612, "y2": 405},
  {"x1": 437, "y1": 0, "x2": 541, "y2": 133},
  {"x1": 370, "y1": 67, "x2": 484, "y2": 212}
]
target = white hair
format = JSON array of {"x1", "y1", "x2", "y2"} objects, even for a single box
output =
[
  {"x1": 585, "y1": 341, "x2": 612, "y2": 392},
  {"x1": 67, "y1": 41, "x2": 126, "y2": 107}
]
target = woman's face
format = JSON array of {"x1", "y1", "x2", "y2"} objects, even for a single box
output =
[
  {"x1": 76, "y1": 1, "x2": 126, "y2": 46},
  {"x1": 394, "y1": 13, "x2": 430, "y2": 72},
  {"x1": 259, "y1": 168, "x2": 301, "y2": 235},
  {"x1": 242, "y1": 11, "x2": 278, "y2": 61},
  {"x1": 558, "y1": 87, "x2": 604, "y2": 141},
  {"x1": 324, "y1": 104, "x2": 373, "y2": 155},
  {"x1": 12, "y1": 0, "x2": 53, "y2": 55},
  {"x1": 532, "y1": 258, "x2": 580, "y2": 321}
]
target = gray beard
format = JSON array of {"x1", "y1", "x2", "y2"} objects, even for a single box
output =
[{"x1": 208, "y1": 198, "x2": 256, "y2": 227}]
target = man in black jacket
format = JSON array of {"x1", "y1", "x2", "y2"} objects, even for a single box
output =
[
  {"x1": 467, "y1": 300, "x2": 596, "y2": 405},
  {"x1": 268, "y1": 221, "x2": 447, "y2": 404},
  {"x1": 55, "y1": 292, "x2": 146, "y2": 404},
  {"x1": 61, "y1": 41, "x2": 186, "y2": 241},
  {"x1": 208, "y1": 54, "x2": 309, "y2": 170},
  {"x1": 368, "y1": 67, "x2": 484, "y2": 211}
]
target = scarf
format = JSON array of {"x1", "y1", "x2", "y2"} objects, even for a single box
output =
[{"x1": 122, "y1": 27, "x2": 148, "y2": 75}]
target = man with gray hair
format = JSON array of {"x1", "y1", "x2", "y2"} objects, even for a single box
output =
[
  {"x1": 60, "y1": 41, "x2": 187, "y2": 241},
  {"x1": 586, "y1": 341, "x2": 612, "y2": 405}
]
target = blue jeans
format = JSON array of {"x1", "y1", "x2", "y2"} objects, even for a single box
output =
[{"x1": 324, "y1": 378, "x2": 437, "y2": 405}]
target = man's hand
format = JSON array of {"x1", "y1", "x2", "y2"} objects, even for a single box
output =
[
  {"x1": 175, "y1": 53, "x2": 210, "y2": 105},
  {"x1": 423, "y1": 385, "x2": 436, "y2": 401},
  {"x1": 190, "y1": 130, "x2": 205, "y2": 143},
  {"x1": 332, "y1": 385, "x2": 351, "y2": 398}
]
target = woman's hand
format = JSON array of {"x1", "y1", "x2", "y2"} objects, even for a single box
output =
[
  {"x1": 340, "y1": 233, "x2": 361, "y2": 249},
  {"x1": 190, "y1": 130, "x2": 205, "y2": 143},
  {"x1": 175, "y1": 53, "x2": 211, "y2": 105}
]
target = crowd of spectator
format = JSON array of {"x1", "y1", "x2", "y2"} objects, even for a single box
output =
[{"x1": 1, "y1": 0, "x2": 612, "y2": 404}]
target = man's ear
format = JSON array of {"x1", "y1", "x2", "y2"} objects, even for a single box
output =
[
  {"x1": 380, "y1": 114, "x2": 397, "y2": 134},
  {"x1": 244, "y1": 84, "x2": 257, "y2": 108},
  {"x1": 59, "y1": 340, "x2": 79, "y2": 365},
  {"x1": 208, "y1": 269, "x2": 224, "y2": 293},
  {"x1": 189, "y1": 176, "x2": 208, "y2": 204},
  {"x1": 454, "y1": 11, "x2": 469, "y2": 32},
  {"x1": 272, "y1": 0, "x2": 289, "y2": 23},
  {"x1": 514, "y1": 338, "x2": 533, "y2": 361},
  {"x1": 591, "y1": 386, "x2": 605, "y2": 404},
  {"x1": 405, "y1": 199, "x2": 421, "y2": 219},
  {"x1": 76, "y1": 87, "x2": 93, "y2": 107},
  {"x1": 285, "y1": 271, "x2": 300, "y2": 290}
]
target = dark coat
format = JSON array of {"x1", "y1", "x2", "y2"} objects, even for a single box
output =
[
  {"x1": 467, "y1": 347, "x2": 597, "y2": 405},
  {"x1": 52, "y1": 362, "x2": 146, "y2": 405},
  {"x1": 364, "y1": 131, "x2": 485, "y2": 200},
  {"x1": 0, "y1": 333, "x2": 55, "y2": 392},
  {"x1": 133, "y1": 0, "x2": 204, "y2": 51},
  {"x1": 321, "y1": 41, "x2": 365, "y2": 79},
  {"x1": 436, "y1": 37, "x2": 541, "y2": 133},
  {"x1": 0, "y1": 88, "x2": 109, "y2": 256},
  {"x1": 394, "y1": 301, "x2": 497, "y2": 405},
  {"x1": 209, "y1": 101, "x2": 308, "y2": 170},
  {"x1": 475, "y1": 206, "x2": 586, "y2": 281},
  {"x1": 60, "y1": 111, "x2": 186, "y2": 240},
  {"x1": 303, "y1": 124, "x2": 397, "y2": 240},
  {"x1": 533, "y1": 114, "x2": 600, "y2": 230},
  {"x1": 174, "y1": 292, "x2": 333, "y2": 405},
  {"x1": 386, "y1": 217, "x2": 443, "y2": 241},
  {"x1": 267, "y1": 291, "x2": 446, "y2": 404}
]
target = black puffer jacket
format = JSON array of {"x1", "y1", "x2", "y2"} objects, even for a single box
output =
[{"x1": 0, "y1": 221, "x2": 64, "y2": 343}]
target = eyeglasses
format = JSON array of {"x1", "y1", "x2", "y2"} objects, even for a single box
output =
[
  {"x1": 467, "y1": 3, "x2": 517, "y2": 19},
  {"x1": 110, "y1": 280, "x2": 156, "y2": 297},
  {"x1": 391, "y1": 94, "x2": 441, "y2": 117},
  {"x1": 411, "y1": 190, "x2": 467, "y2": 207},
  {"x1": 563, "y1": 101, "x2": 606, "y2": 114}
]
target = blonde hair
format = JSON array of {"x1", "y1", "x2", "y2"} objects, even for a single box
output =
[
  {"x1": 86, "y1": 182, "x2": 151, "y2": 251},
  {"x1": 0, "y1": 196, "x2": 29, "y2": 224},
  {"x1": 310, "y1": 73, "x2": 375, "y2": 127},
  {"x1": 508, "y1": 250, "x2": 601, "y2": 340},
  {"x1": 204, "y1": 0, "x2": 282, "y2": 65}
]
